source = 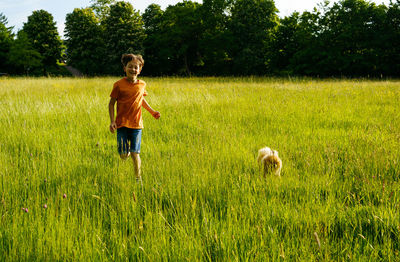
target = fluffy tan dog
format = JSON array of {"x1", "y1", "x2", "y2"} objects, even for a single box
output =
[{"x1": 257, "y1": 147, "x2": 282, "y2": 177}]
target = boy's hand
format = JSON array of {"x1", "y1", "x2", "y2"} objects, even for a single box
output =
[
  {"x1": 110, "y1": 122, "x2": 117, "y2": 133},
  {"x1": 152, "y1": 111, "x2": 161, "y2": 119}
]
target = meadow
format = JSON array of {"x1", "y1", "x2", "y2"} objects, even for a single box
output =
[{"x1": 0, "y1": 77, "x2": 399, "y2": 261}]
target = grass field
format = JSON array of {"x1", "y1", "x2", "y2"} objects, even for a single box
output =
[{"x1": 0, "y1": 77, "x2": 399, "y2": 261}]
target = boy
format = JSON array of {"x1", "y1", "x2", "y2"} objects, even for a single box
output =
[{"x1": 109, "y1": 54, "x2": 160, "y2": 182}]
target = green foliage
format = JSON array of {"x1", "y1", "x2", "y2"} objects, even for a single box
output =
[
  {"x1": 269, "y1": 12, "x2": 301, "y2": 74},
  {"x1": 317, "y1": 0, "x2": 387, "y2": 76},
  {"x1": 198, "y1": 0, "x2": 233, "y2": 75},
  {"x1": 159, "y1": 1, "x2": 203, "y2": 76},
  {"x1": 64, "y1": 8, "x2": 105, "y2": 75},
  {"x1": 0, "y1": 13, "x2": 14, "y2": 72},
  {"x1": 22, "y1": 10, "x2": 63, "y2": 74},
  {"x1": 142, "y1": 3, "x2": 163, "y2": 33},
  {"x1": 0, "y1": 12, "x2": 9, "y2": 25},
  {"x1": 287, "y1": 10, "x2": 324, "y2": 76},
  {"x1": 2, "y1": 0, "x2": 400, "y2": 76},
  {"x1": 276, "y1": 0, "x2": 400, "y2": 77},
  {"x1": 90, "y1": 0, "x2": 116, "y2": 21},
  {"x1": 102, "y1": 1, "x2": 145, "y2": 75},
  {"x1": 142, "y1": 1, "x2": 203, "y2": 76},
  {"x1": 8, "y1": 31, "x2": 43, "y2": 75},
  {"x1": 380, "y1": 1, "x2": 400, "y2": 76},
  {"x1": 0, "y1": 77, "x2": 399, "y2": 260},
  {"x1": 229, "y1": 0, "x2": 279, "y2": 75},
  {"x1": 142, "y1": 4, "x2": 165, "y2": 75}
]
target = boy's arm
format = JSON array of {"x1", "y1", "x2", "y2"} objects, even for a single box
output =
[
  {"x1": 142, "y1": 98, "x2": 160, "y2": 119},
  {"x1": 109, "y1": 98, "x2": 117, "y2": 133}
]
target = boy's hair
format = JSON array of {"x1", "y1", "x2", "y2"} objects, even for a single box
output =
[{"x1": 121, "y1": 54, "x2": 144, "y2": 68}]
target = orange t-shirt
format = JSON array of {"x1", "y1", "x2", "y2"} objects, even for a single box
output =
[{"x1": 110, "y1": 78, "x2": 148, "y2": 129}]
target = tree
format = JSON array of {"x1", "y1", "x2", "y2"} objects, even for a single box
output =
[
  {"x1": 8, "y1": 31, "x2": 43, "y2": 75},
  {"x1": 155, "y1": 1, "x2": 203, "y2": 76},
  {"x1": 142, "y1": 4, "x2": 165, "y2": 75},
  {"x1": 288, "y1": 10, "x2": 324, "y2": 76},
  {"x1": 143, "y1": 4, "x2": 163, "y2": 33},
  {"x1": 229, "y1": 0, "x2": 279, "y2": 75},
  {"x1": 379, "y1": 0, "x2": 400, "y2": 76},
  {"x1": 0, "y1": 13, "x2": 14, "y2": 72},
  {"x1": 315, "y1": 0, "x2": 383, "y2": 76},
  {"x1": 0, "y1": 13, "x2": 8, "y2": 25},
  {"x1": 198, "y1": 0, "x2": 233, "y2": 75},
  {"x1": 102, "y1": 1, "x2": 146, "y2": 75},
  {"x1": 90, "y1": 0, "x2": 116, "y2": 21},
  {"x1": 65, "y1": 8, "x2": 105, "y2": 75},
  {"x1": 269, "y1": 12, "x2": 302, "y2": 74},
  {"x1": 22, "y1": 10, "x2": 63, "y2": 74}
]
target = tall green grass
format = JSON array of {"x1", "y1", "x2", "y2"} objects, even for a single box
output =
[{"x1": 0, "y1": 77, "x2": 399, "y2": 261}]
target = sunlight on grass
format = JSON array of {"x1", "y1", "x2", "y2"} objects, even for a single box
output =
[{"x1": 0, "y1": 77, "x2": 399, "y2": 260}]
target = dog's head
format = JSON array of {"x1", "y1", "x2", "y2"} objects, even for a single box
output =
[{"x1": 263, "y1": 155, "x2": 282, "y2": 175}]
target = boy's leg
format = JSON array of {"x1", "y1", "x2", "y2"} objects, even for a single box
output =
[
  {"x1": 120, "y1": 153, "x2": 130, "y2": 160},
  {"x1": 131, "y1": 153, "x2": 141, "y2": 178},
  {"x1": 117, "y1": 127, "x2": 130, "y2": 160},
  {"x1": 129, "y1": 128, "x2": 142, "y2": 179}
]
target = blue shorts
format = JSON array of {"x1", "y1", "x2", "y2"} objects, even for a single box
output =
[{"x1": 117, "y1": 127, "x2": 142, "y2": 154}]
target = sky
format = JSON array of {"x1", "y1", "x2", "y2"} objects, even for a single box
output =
[{"x1": 0, "y1": 0, "x2": 392, "y2": 38}]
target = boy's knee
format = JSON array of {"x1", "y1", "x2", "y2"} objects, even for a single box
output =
[
  {"x1": 131, "y1": 152, "x2": 140, "y2": 159},
  {"x1": 131, "y1": 153, "x2": 141, "y2": 163}
]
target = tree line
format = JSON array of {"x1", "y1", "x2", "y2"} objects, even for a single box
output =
[{"x1": 1, "y1": 0, "x2": 399, "y2": 77}]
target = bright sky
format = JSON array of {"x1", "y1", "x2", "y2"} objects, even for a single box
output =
[{"x1": 0, "y1": 0, "x2": 392, "y2": 38}]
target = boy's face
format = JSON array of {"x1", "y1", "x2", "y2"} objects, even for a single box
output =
[{"x1": 124, "y1": 60, "x2": 142, "y2": 79}]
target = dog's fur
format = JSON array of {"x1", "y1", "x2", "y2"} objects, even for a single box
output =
[{"x1": 257, "y1": 147, "x2": 282, "y2": 177}]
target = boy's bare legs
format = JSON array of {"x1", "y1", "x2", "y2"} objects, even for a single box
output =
[{"x1": 131, "y1": 153, "x2": 141, "y2": 179}]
